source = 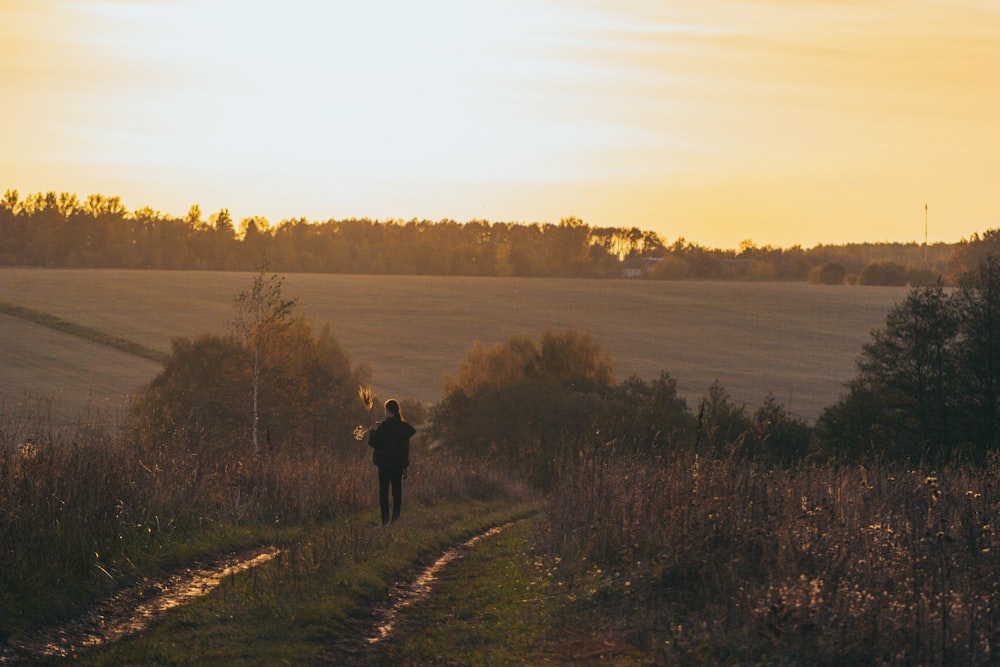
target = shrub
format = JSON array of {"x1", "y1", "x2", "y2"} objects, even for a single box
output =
[
  {"x1": 743, "y1": 393, "x2": 813, "y2": 461},
  {"x1": 432, "y1": 328, "x2": 615, "y2": 488},
  {"x1": 132, "y1": 333, "x2": 248, "y2": 448},
  {"x1": 432, "y1": 330, "x2": 813, "y2": 487},
  {"x1": 858, "y1": 261, "x2": 909, "y2": 286},
  {"x1": 695, "y1": 381, "x2": 753, "y2": 455},
  {"x1": 133, "y1": 320, "x2": 368, "y2": 452},
  {"x1": 648, "y1": 256, "x2": 690, "y2": 280},
  {"x1": 807, "y1": 262, "x2": 846, "y2": 285},
  {"x1": 596, "y1": 373, "x2": 694, "y2": 452}
]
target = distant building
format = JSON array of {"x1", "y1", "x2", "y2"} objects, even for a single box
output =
[{"x1": 619, "y1": 256, "x2": 663, "y2": 278}]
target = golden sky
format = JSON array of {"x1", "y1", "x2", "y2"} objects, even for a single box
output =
[{"x1": 2, "y1": 0, "x2": 998, "y2": 248}]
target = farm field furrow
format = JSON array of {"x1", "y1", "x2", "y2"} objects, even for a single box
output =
[{"x1": 0, "y1": 268, "x2": 909, "y2": 421}]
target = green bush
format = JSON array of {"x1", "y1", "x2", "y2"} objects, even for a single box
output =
[{"x1": 431, "y1": 328, "x2": 615, "y2": 488}]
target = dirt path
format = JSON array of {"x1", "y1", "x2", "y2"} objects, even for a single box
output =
[
  {"x1": 1, "y1": 522, "x2": 520, "y2": 664},
  {"x1": 317, "y1": 521, "x2": 518, "y2": 664},
  {"x1": 0, "y1": 546, "x2": 281, "y2": 664}
]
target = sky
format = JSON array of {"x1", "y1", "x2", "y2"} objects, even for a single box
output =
[{"x1": 2, "y1": 0, "x2": 998, "y2": 248}]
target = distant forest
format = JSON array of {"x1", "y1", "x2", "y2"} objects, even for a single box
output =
[{"x1": 1, "y1": 189, "x2": 993, "y2": 284}]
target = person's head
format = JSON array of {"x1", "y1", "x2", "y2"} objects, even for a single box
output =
[{"x1": 384, "y1": 399, "x2": 401, "y2": 419}]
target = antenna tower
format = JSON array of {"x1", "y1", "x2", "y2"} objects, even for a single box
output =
[{"x1": 924, "y1": 203, "x2": 928, "y2": 266}]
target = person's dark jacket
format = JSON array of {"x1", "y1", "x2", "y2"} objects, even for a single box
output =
[{"x1": 368, "y1": 416, "x2": 416, "y2": 468}]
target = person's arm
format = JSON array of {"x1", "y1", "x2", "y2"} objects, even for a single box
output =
[
  {"x1": 368, "y1": 422, "x2": 383, "y2": 448},
  {"x1": 403, "y1": 422, "x2": 415, "y2": 468}
]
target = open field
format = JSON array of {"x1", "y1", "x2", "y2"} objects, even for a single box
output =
[
  {"x1": 0, "y1": 268, "x2": 909, "y2": 421},
  {"x1": 0, "y1": 312, "x2": 162, "y2": 422}
]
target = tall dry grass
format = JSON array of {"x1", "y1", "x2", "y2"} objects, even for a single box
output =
[
  {"x1": 0, "y1": 398, "x2": 519, "y2": 638},
  {"x1": 543, "y1": 443, "x2": 1000, "y2": 665}
]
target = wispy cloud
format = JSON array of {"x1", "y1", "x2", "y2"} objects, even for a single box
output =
[{"x1": 2, "y1": 0, "x2": 998, "y2": 245}]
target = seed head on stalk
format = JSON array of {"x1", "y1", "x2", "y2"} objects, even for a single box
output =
[{"x1": 354, "y1": 385, "x2": 378, "y2": 441}]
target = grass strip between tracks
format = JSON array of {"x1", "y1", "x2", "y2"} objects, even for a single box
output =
[{"x1": 377, "y1": 515, "x2": 649, "y2": 666}]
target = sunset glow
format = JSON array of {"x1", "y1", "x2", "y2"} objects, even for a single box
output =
[{"x1": 2, "y1": 0, "x2": 998, "y2": 247}]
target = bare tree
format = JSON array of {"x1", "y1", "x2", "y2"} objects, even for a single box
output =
[{"x1": 230, "y1": 265, "x2": 296, "y2": 452}]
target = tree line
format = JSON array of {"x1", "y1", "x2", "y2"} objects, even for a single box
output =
[{"x1": 1, "y1": 188, "x2": 987, "y2": 283}]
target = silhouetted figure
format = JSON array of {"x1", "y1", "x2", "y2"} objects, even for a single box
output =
[{"x1": 368, "y1": 399, "x2": 416, "y2": 525}]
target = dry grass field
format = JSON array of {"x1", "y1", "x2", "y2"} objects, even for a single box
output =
[{"x1": 0, "y1": 268, "x2": 908, "y2": 422}]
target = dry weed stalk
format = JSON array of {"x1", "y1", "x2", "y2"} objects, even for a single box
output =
[{"x1": 353, "y1": 385, "x2": 377, "y2": 441}]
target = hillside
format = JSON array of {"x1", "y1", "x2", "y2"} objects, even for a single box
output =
[
  {"x1": 0, "y1": 311, "x2": 162, "y2": 423},
  {"x1": 0, "y1": 268, "x2": 908, "y2": 421}
]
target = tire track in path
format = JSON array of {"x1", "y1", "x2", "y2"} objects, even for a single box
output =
[
  {"x1": 319, "y1": 520, "x2": 520, "y2": 664},
  {"x1": 1, "y1": 520, "x2": 522, "y2": 664},
  {"x1": 368, "y1": 522, "x2": 514, "y2": 644},
  {"x1": 0, "y1": 546, "x2": 281, "y2": 664}
]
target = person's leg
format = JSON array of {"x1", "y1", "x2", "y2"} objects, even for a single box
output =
[
  {"x1": 390, "y1": 466, "x2": 403, "y2": 521},
  {"x1": 378, "y1": 466, "x2": 391, "y2": 525}
]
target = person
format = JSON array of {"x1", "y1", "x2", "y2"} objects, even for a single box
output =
[{"x1": 367, "y1": 399, "x2": 416, "y2": 525}]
